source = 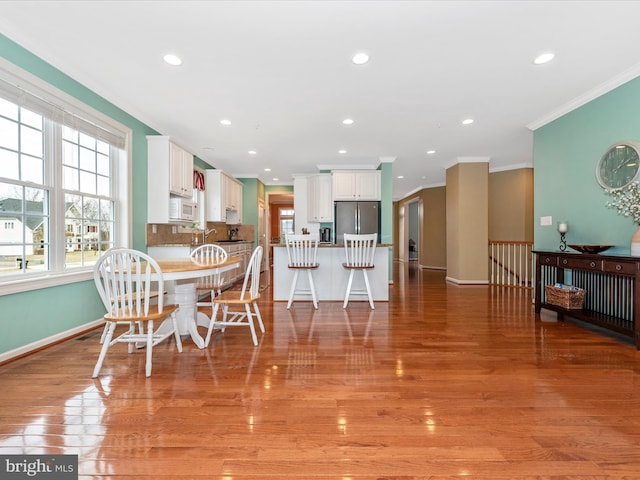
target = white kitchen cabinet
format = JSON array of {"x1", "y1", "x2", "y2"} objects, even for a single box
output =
[
  {"x1": 147, "y1": 135, "x2": 195, "y2": 224},
  {"x1": 215, "y1": 241, "x2": 253, "y2": 284},
  {"x1": 332, "y1": 170, "x2": 381, "y2": 201},
  {"x1": 307, "y1": 174, "x2": 333, "y2": 222},
  {"x1": 226, "y1": 176, "x2": 242, "y2": 212},
  {"x1": 206, "y1": 170, "x2": 243, "y2": 223},
  {"x1": 169, "y1": 141, "x2": 194, "y2": 198}
]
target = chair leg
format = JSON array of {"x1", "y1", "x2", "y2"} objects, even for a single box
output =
[
  {"x1": 343, "y1": 269, "x2": 355, "y2": 308},
  {"x1": 205, "y1": 303, "x2": 220, "y2": 347},
  {"x1": 362, "y1": 270, "x2": 375, "y2": 309},
  {"x1": 287, "y1": 270, "x2": 299, "y2": 309},
  {"x1": 253, "y1": 302, "x2": 265, "y2": 333},
  {"x1": 92, "y1": 322, "x2": 115, "y2": 378},
  {"x1": 221, "y1": 305, "x2": 229, "y2": 332},
  {"x1": 145, "y1": 320, "x2": 153, "y2": 377},
  {"x1": 245, "y1": 303, "x2": 258, "y2": 346},
  {"x1": 99, "y1": 322, "x2": 109, "y2": 344},
  {"x1": 307, "y1": 269, "x2": 318, "y2": 309}
]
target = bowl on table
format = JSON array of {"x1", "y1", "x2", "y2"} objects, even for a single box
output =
[{"x1": 568, "y1": 244, "x2": 612, "y2": 254}]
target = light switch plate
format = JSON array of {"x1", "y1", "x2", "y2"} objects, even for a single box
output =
[{"x1": 540, "y1": 216, "x2": 552, "y2": 226}]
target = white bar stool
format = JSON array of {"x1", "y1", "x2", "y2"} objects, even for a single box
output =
[
  {"x1": 285, "y1": 233, "x2": 320, "y2": 309},
  {"x1": 342, "y1": 233, "x2": 377, "y2": 309}
]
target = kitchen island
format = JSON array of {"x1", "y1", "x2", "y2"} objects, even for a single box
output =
[{"x1": 272, "y1": 243, "x2": 390, "y2": 303}]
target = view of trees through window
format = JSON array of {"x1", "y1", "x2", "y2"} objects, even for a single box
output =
[{"x1": 0, "y1": 94, "x2": 117, "y2": 277}]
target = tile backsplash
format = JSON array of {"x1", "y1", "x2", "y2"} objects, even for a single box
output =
[{"x1": 146, "y1": 222, "x2": 255, "y2": 246}]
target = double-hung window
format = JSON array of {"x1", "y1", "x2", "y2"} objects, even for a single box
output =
[
  {"x1": 279, "y1": 208, "x2": 295, "y2": 236},
  {"x1": 0, "y1": 61, "x2": 131, "y2": 294}
]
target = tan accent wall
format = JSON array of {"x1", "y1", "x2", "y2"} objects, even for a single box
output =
[
  {"x1": 393, "y1": 167, "x2": 532, "y2": 275},
  {"x1": 488, "y1": 168, "x2": 534, "y2": 241},
  {"x1": 446, "y1": 162, "x2": 489, "y2": 283},
  {"x1": 423, "y1": 187, "x2": 447, "y2": 268}
]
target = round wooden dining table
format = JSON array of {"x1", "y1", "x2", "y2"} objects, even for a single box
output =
[{"x1": 151, "y1": 256, "x2": 242, "y2": 348}]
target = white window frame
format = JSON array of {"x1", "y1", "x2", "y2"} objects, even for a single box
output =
[{"x1": 0, "y1": 58, "x2": 131, "y2": 296}]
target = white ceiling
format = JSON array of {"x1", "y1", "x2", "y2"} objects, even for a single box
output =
[{"x1": 3, "y1": 1, "x2": 640, "y2": 200}]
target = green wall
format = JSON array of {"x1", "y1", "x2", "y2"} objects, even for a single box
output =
[
  {"x1": 534, "y1": 76, "x2": 640, "y2": 254},
  {"x1": 239, "y1": 178, "x2": 260, "y2": 245},
  {"x1": 379, "y1": 162, "x2": 393, "y2": 245},
  {"x1": 0, "y1": 34, "x2": 159, "y2": 356}
]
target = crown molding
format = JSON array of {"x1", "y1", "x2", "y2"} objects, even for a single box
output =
[
  {"x1": 489, "y1": 162, "x2": 533, "y2": 173},
  {"x1": 316, "y1": 164, "x2": 378, "y2": 171},
  {"x1": 527, "y1": 62, "x2": 640, "y2": 131},
  {"x1": 444, "y1": 156, "x2": 490, "y2": 170}
]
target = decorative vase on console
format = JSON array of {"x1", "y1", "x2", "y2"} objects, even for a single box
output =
[{"x1": 605, "y1": 182, "x2": 640, "y2": 256}]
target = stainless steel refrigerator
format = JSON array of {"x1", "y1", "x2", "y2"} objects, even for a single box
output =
[{"x1": 334, "y1": 201, "x2": 381, "y2": 244}]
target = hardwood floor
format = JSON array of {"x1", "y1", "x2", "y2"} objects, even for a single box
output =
[{"x1": 2, "y1": 262, "x2": 640, "y2": 479}]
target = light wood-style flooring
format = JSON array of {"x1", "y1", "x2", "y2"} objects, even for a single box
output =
[{"x1": 1, "y1": 262, "x2": 640, "y2": 479}]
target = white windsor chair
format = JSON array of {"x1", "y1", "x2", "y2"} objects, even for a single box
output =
[
  {"x1": 205, "y1": 246, "x2": 265, "y2": 346},
  {"x1": 92, "y1": 248, "x2": 182, "y2": 377}
]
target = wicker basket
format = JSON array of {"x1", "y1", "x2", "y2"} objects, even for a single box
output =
[{"x1": 544, "y1": 285, "x2": 586, "y2": 310}]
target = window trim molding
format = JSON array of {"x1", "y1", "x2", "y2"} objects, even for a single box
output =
[{"x1": 0, "y1": 58, "x2": 132, "y2": 295}]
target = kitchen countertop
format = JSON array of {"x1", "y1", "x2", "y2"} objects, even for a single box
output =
[
  {"x1": 212, "y1": 240, "x2": 253, "y2": 244},
  {"x1": 148, "y1": 240, "x2": 253, "y2": 247},
  {"x1": 272, "y1": 243, "x2": 391, "y2": 248}
]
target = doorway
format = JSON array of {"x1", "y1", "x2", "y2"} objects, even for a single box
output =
[
  {"x1": 400, "y1": 198, "x2": 422, "y2": 263},
  {"x1": 408, "y1": 200, "x2": 419, "y2": 261},
  {"x1": 264, "y1": 193, "x2": 294, "y2": 280}
]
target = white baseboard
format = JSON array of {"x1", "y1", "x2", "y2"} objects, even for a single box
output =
[{"x1": 0, "y1": 318, "x2": 104, "y2": 364}]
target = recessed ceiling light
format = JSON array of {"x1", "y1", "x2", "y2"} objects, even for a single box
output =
[
  {"x1": 220, "y1": 119, "x2": 231, "y2": 126},
  {"x1": 342, "y1": 118, "x2": 354, "y2": 125},
  {"x1": 248, "y1": 150, "x2": 257, "y2": 155},
  {"x1": 273, "y1": 177, "x2": 279, "y2": 181},
  {"x1": 397, "y1": 175, "x2": 404, "y2": 179},
  {"x1": 462, "y1": 118, "x2": 474, "y2": 125},
  {"x1": 352, "y1": 52, "x2": 369, "y2": 65},
  {"x1": 203, "y1": 147, "x2": 215, "y2": 151},
  {"x1": 264, "y1": 168, "x2": 271, "y2": 172},
  {"x1": 427, "y1": 150, "x2": 436, "y2": 155},
  {"x1": 163, "y1": 54, "x2": 182, "y2": 66},
  {"x1": 533, "y1": 52, "x2": 555, "y2": 65},
  {"x1": 338, "y1": 149, "x2": 347, "y2": 154}
]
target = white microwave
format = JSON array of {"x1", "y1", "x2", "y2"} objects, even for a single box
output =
[{"x1": 169, "y1": 197, "x2": 196, "y2": 222}]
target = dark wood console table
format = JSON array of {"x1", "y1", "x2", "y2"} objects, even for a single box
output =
[{"x1": 534, "y1": 250, "x2": 640, "y2": 349}]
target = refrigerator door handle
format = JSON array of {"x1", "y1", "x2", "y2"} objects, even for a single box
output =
[{"x1": 354, "y1": 207, "x2": 359, "y2": 234}]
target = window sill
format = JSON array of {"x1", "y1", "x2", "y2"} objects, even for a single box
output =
[{"x1": 0, "y1": 270, "x2": 93, "y2": 296}]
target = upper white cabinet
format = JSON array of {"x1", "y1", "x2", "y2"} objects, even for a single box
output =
[
  {"x1": 169, "y1": 141, "x2": 194, "y2": 197},
  {"x1": 147, "y1": 135, "x2": 194, "y2": 223},
  {"x1": 307, "y1": 174, "x2": 333, "y2": 222},
  {"x1": 332, "y1": 170, "x2": 381, "y2": 201},
  {"x1": 206, "y1": 170, "x2": 243, "y2": 223}
]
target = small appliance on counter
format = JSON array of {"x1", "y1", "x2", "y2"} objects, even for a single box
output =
[{"x1": 320, "y1": 227, "x2": 331, "y2": 243}]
